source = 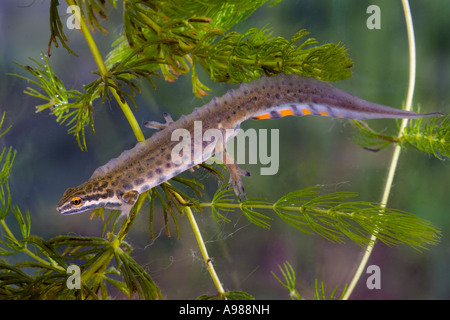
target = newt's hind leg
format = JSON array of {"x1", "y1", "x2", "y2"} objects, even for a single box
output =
[
  {"x1": 144, "y1": 112, "x2": 174, "y2": 130},
  {"x1": 214, "y1": 142, "x2": 250, "y2": 201},
  {"x1": 224, "y1": 162, "x2": 250, "y2": 201}
]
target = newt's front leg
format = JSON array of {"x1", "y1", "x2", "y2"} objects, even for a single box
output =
[{"x1": 143, "y1": 112, "x2": 174, "y2": 130}]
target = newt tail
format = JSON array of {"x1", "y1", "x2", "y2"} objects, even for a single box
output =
[{"x1": 56, "y1": 73, "x2": 442, "y2": 216}]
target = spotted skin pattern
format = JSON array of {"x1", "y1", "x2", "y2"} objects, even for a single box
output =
[{"x1": 56, "y1": 73, "x2": 441, "y2": 216}]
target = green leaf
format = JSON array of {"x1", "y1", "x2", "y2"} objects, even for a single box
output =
[
  {"x1": 208, "y1": 185, "x2": 440, "y2": 249},
  {"x1": 402, "y1": 115, "x2": 450, "y2": 160},
  {"x1": 274, "y1": 186, "x2": 441, "y2": 249},
  {"x1": 12, "y1": 55, "x2": 93, "y2": 151},
  {"x1": 48, "y1": 0, "x2": 77, "y2": 56},
  {"x1": 352, "y1": 115, "x2": 449, "y2": 160},
  {"x1": 313, "y1": 279, "x2": 348, "y2": 300},
  {"x1": 21, "y1": 236, "x2": 68, "y2": 269},
  {"x1": 107, "y1": 1, "x2": 352, "y2": 98},
  {"x1": 0, "y1": 113, "x2": 11, "y2": 138},
  {"x1": 0, "y1": 148, "x2": 15, "y2": 221},
  {"x1": 351, "y1": 120, "x2": 398, "y2": 151},
  {"x1": 210, "y1": 184, "x2": 234, "y2": 223},
  {"x1": 115, "y1": 248, "x2": 162, "y2": 300},
  {"x1": 12, "y1": 207, "x2": 31, "y2": 239},
  {"x1": 74, "y1": 0, "x2": 117, "y2": 34},
  {"x1": 0, "y1": 147, "x2": 15, "y2": 187},
  {"x1": 271, "y1": 261, "x2": 301, "y2": 300},
  {"x1": 271, "y1": 261, "x2": 348, "y2": 300},
  {"x1": 197, "y1": 290, "x2": 255, "y2": 300},
  {"x1": 239, "y1": 198, "x2": 273, "y2": 229}
]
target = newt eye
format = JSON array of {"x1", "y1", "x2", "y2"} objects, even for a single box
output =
[{"x1": 71, "y1": 197, "x2": 82, "y2": 207}]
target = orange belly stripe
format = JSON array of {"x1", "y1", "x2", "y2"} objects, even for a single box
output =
[
  {"x1": 302, "y1": 109, "x2": 312, "y2": 115},
  {"x1": 252, "y1": 113, "x2": 271, "y2": 120},
  {"x1": 280, "y1": 109, "x2": 294, "y2": 117}
]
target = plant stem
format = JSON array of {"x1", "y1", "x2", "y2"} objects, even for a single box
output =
[
  {"x1": 109, "y1": 89, "x2": 145, "y2": 141},
  {"x1": 66, "y1": 0, "x2": 145, "y2": 142},
  {"x1": 65, "y1": 1, "x2": 223, "y2": 297},
  {"x1": 63, "y1": 0, "x2": 146, "y2": 293},
  {"x1": 342, "y1": 0, "x2": 416, "y2": 300},
  {"x1": 173, "y1": 192, "x2": 226, "y2": 297}
]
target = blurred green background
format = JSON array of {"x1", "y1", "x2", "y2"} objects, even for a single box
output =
[{"x1": 0, "y1": 0, "x2": 449, "y2": 299}]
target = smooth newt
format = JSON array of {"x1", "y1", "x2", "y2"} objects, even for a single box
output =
[{"x1": 56, "y1": 73, "x2": 441, "y2": 216}]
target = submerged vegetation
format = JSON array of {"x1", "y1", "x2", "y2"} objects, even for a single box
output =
[{"x1": 0, "y1": 0, "x2": 447, "y2": 300}]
